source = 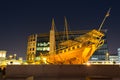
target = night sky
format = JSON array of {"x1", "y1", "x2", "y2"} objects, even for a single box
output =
[{"x1": 0, "y1": 0, "x2": 120, "y2": 59}]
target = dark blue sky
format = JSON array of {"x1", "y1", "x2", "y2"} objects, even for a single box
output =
[{"x1": 0, "y1": 0, "x2": 120, "y2": 59}]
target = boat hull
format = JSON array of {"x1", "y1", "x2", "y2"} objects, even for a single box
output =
[{"x1": 47, "y1": 44, "x2": 96, "y2": 64}]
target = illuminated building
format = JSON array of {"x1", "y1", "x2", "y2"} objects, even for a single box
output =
[
  {"x1": 0, "y1": 50, "x2": 7, "y2": 61},
  {"x1": 118, "y1": 48, "x2": 120, "y2": 62},
  {"x1": 109, "y1": 54, "x2": 118, "y2": 63},
  {"x1": 26, "y1": 29, "x2": 108, "y2": 62},
  {"x1": 109, "y1": 48, "x2": 120, "y2": 63}
]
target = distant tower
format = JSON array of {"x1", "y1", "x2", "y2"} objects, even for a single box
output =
[
  {"x1": 49, "y1": 18, "x2": 56, "y2": 54},
  {"x1": 118, "y1": 48, "x2": 120, "y2": 62}
]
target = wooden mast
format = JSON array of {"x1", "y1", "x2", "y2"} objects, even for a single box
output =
[
  {"x1": 64, "y1": 16, "x2": 69, "y2": 40},
  {"x1": 49, "y1": 18, "x2": 56, "y2": 54}
]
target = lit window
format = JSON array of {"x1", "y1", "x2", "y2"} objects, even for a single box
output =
[
  {"x1": 46, "y1": 47, "x2": 50, "y2": 51},
  {"x1": 37, "y1": 43, "x2": 40, "y2": 46},
  {"x1": 42, "y1": 47, "x2": 45, "y2": 51}
]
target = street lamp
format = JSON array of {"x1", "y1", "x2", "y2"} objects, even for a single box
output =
[{"x1": 106, "y1": 53, "x2": 109, "y2": 61}]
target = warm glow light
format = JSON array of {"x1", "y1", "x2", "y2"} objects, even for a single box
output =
[
  {"x1": 0, "y1": 50, "x2": 6, "y2": 58},
  {"x1": 86, "y1": 62, "x2": 91, "y2": 66},
  {"x1": 43, "y1": 57, "x2": 46, "y2": 61},
  {"x1": 42, "y1": 57, "x2": 47, "y2": 64}
]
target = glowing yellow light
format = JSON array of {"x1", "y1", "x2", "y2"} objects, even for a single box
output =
[
  {"x1": 86, "y1": 62, "x2": 91, "y2": 66},
  {"x1": 43, "y1": 57, "x2": 46, "y2": 61},
  {"x1": 42, "y1": 57, "x2": 47, "y2": 64}
]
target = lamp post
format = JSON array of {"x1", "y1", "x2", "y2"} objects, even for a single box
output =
[{"x1": 106, "y1": 53, "x2": 109, "y2": 61}]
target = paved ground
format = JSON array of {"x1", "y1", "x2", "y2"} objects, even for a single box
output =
[{"x1": 3, "y1": 64, "x2": 120, "y2": 80}]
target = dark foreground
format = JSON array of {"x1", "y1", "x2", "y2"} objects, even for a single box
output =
[{"x1": 1, "y1": 64, "x2": 120, "y2": 80}]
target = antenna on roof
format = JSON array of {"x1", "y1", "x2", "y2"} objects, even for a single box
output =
[{"x1": 98, "y1": 8, "x2": 111, "y2": 31}]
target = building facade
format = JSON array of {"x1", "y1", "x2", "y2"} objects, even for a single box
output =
[
  {"x1": 0, "y1": 50, "x2": 7, "y2": 61},
  {"x1": 26, "y1": 34, "x2": 37, "y2": 63},
  {"x1": 26, "y1": 29, "x2": 108, "y2": 62},
  {"x1": 118, "y1": 48, "x2": 120, "y2": 62}
]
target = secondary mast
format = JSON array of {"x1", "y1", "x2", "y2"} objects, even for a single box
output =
[
  {"x1": 64, "y1": 16, "x2": 69, "y2": 40},
  {"x1": 49, "y1": 18, "x2": 56, "y2": 54}
]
